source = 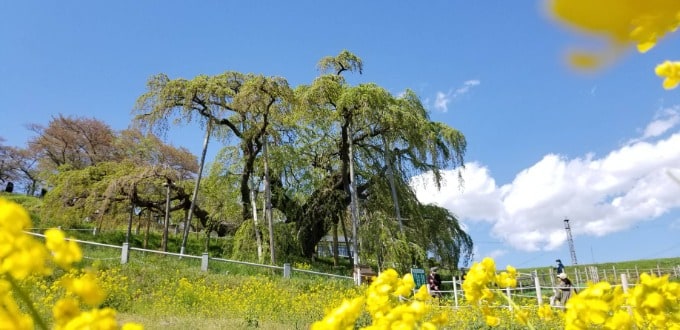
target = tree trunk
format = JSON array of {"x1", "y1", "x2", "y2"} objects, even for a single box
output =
[
  {"x1": 383, "y1": 137, "x2": 404, "y2": 233},
  {"x1": 162, "y1": 179, "x2": 172, "y2": 252},
  {"x1": 250, "y1": 177, "x2": 263, "y2": 263},
  {"x1": 180, "y1": 121, "x2": 212, "y2": 255},
  {"x1": 332, "y1": 222, "x2": 339, "y2": 266}
]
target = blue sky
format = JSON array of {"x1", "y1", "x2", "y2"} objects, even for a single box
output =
[{"x1": 2, "y1": 1, "x2": 680, "y2": 269}]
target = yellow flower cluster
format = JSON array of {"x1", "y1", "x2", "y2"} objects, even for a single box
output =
[
  {"x1": 563, "y1": 282, "x2": 628, "y2": 329},
  {"x1": 0, "y1": 198, "x2": 50, "y2": 280},
  {"x1": 45, "y1": 229, "x2": 82, "y2": 270},
  {"x1": 0, "y1": 198, "x2": 143, "y2": 330},
  {"x1": 312, "y1": 268, "x2": 447, "y2": 330},
  {"x1": 461, "y1": 257, "x2": 521, "y2": 327},
  {"x1": 565, "y1": 272, "x2": 680, "y2": 329},
  {"x1": 462, "y1": 257, "x2": 517, "y2": 304},
  {"x1": 655, "y1": 61, "x2": 680, "y2": 90},
  {"x1": 547, "y1": 0, "x2": 680, "y2": 89}
]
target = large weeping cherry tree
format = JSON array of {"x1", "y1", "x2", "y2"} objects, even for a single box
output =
[{"x1": 270, "y1": 50, "x2": 473, "y2": 272}]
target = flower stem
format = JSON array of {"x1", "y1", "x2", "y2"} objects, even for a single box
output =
[
  {"x1": 7, "y1": 275, "x2": 49, "y2": 330},
  {"x1": 497, "y1": 289, "x2": 535, "y2": 330}
]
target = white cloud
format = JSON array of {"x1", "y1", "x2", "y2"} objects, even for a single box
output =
[
  {"x1": 433, "y1": 79, "x2": 480, "y2": 112},
  {"x1": 412, "y1": 117, "x2": 680, "y2": 253},
  {"x1": 628, "y1": 106, "x2": 680, "y2": 143},
  {"x1": 434, "y1": 92, "x2": 450, "y2": 112},
  {"x1": 488, "y1": 249, "x2": 508, "y2": 259}
]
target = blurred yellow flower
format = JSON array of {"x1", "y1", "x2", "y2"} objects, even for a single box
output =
[
  {"x1": 0, "y1": 198, "x2": 32, "y2": 232},
  {"x1": 53, "y1": 298, "x2": 81, "y2": 327},
  {"x1": 121, "y1": 323, "x2": 145, "y2": 330},
  {"x1": 628, "y1": 273, "x2": 680, "y2": 328},
  {"x1": 537, "y1": 303, "x2": 553, "y2": 320},
  {"x1": 547, "y1": 0, "x2": 680, "y2": 89},
  {"x1": 655, "y1": 61, "x2": 680, "y2": 89},
  {"x1": 45, "y1": 228, "x2": 83, "y2": 269},
  {"x1": 485, "y1": 314, "x2": 500, "y2": 327},
  {"x1": 0, "y1": 279, "x2": 34, "y2": 329},
  {"x1": 63, "y1": 272, "x2": 106, "y2": 307},
  {"x1": 0, "y1": 198, "x2": 142, "y2": 329},
  {"x1": 59, "y1": 308, "x2": 118, "y2": 330},
  {"x1": 548, "y1": 0, "x2": 680, "y2": 51},
  {"x1": 0, "y1": 199, "x2": 50, "y2": 279},
  {"x1": 310, "y1": 297, "x2": 365, "y2": 330}
]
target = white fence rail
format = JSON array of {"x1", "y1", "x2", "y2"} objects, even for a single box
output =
[
  {"x1": 435, "y1": 266, "x2": 680, "y2": 310},
  {"x1": 25, "y1": 231, "x2": 353, "y2": 281}
]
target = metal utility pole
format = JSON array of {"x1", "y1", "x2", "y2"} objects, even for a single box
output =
[
  {"x1": 263, "y1": 134, "x2": 275, "y2": 265},
  {"x1": 180, "y1": 121, "x2": 212, "y2": 256},
  {"x1": 564, "y1": 219, "x2": 578, "y2": 265},
  {"x1": 162, "y1": 179, "x2": 173, "y2": 252},
  {"x1": 348, "y1": 124, "x2": 361, "y2": 284}
]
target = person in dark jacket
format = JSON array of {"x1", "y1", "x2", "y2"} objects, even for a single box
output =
[
  {"x1": 427, "y1": 267, "x2": 442, "y2": 297},
  {"x1": 555, "y1": 259, "x2": 565, "y2": 274}
]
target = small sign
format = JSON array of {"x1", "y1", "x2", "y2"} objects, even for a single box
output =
[{"x1": 411, "y1": 268, "x2": 426, "y2": 289}]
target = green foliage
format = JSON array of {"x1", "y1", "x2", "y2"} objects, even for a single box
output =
[{"x1": 231, "y1": 220, "x2": 261, "y2": 262}]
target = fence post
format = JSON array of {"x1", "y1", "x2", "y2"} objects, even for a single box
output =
[
  {"x1": 505, "y1": 286, "x2": 513, "y2": 312},
  {"x1": 121, "y1": 243, "x2": 129, "y2": 264},
  {"x1": 574, "y1": 268, "x2": 580, "y2": 287},
  {"x1": 621, "y1": 273, "x2": 632, "y2": 316},
  {"x1": 534, "y1": 270, "x2": 543, "y2": 305},
  {"x1": 201, "y1": 253, "x2": 209, "y2": 272},
  {"x1": 452, "y1": 275, "x2": 459, "y2": 308},
  {"x1": 283, "y1": 263, "x2": 291, "y2": 279}
]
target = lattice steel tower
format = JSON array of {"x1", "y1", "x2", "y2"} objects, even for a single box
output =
[{"x1": 564, "y1": 219, "x2": 578, "y2": 265}]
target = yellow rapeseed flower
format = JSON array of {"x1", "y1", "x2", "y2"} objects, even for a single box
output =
[
  {"x1": 514, "y1": 309, "x2": 529, "y2": 325},
  {"x1": 53, "y1": 298, "x2": 81, "y2": 327},
  {"x1": 1, "y1": 198, "x2": 144, "y2": 330},
  {"x1": 121, "y1": 323, "x2": 145, "y2": 330},
  {"x1": 0, "y1": 199, "x2": 50, "y2": 279},
  {"x1": 564, "y1": 280, "x2": 631, "y2": 329},
  {"x1": 485, "y1": 314, "x2": 500, "y2": 327},
  {"x1": 0, "y1": 279, "x2": 34, "y2": 329},
  {"x1": 393, "y1": 273, "x2": 415, "y2": 297},
  {"x1": 413, "y1": 286, "x2": 430, "y2": 301},
  {"x1": 655, "y1": 61, "x2": 680, "y2": 90},
  {"x1": 627, "y1": 273, "x2": 680, "y2": 328},
  {"x1": 59, "y1": 308, "x2": 118, "y2": 330},
  {"x1": 310, "y1": 296, "x2": 365, "y2": 330},
  {"x1": 62, "y1": 271, "x2": 106, "y2": 307},
  {"x1": 537, "y1": 303, "x2": 553, "y2": 320},
  {"x1": 462, "y1": 257, "x2": 497, "y2": 304},
  {"x1": 548, "y1": 0, "x2": 680, "y2": 52},
  {"x1": 0, "y1": 198, "x2": 32, "y2": 232},
  {"x1": 546, "y1": 0, "x2": 680, "y2": 89},
  {"x1": 45, "y1": 228, "x2": 83, "y2": 269}
]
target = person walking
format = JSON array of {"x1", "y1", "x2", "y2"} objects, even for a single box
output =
[
  {"x1": 556, "y1": 273, "x2": 575, "y2": 306},
  {"x1": 427, "y1": 267, "x2": 442, "y2": 298}
]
